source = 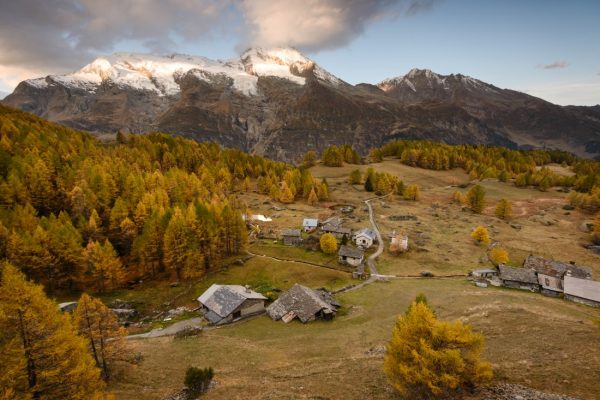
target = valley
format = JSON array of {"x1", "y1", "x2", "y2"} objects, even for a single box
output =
[{"x1": 104, "y1": 160, "x2": 600, "y2": 400}]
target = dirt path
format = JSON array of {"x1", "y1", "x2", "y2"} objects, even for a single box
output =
[{"x1": 127, "y1": 317, "x2": 203, "y2": 339}]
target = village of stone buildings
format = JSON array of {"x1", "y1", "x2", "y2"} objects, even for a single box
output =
[{"x1": 179, "y1": 202, "x2": 600, "y2": 328}]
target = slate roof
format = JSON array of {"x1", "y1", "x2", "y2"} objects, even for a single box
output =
[
  {"x1": 303, "y1": 218, "x2": 318, "y2": 228},
  {"x1": 338, "y1": 245, "x2": 364, "y2": 259},
  {"x1": 524, "y1": 255, "x2": 592, "y2": 279},
  {"x1": 498, "y1": 265, "x2": 538, "y2": 284},
  {"x1": 564, "y1": 276, "x2": 600, "y2": 303},
  {"x1": 321, "y1": 217, "x2": 342, "y2": 228},
  {"x1": 266, "y1": 284, "x2": 339, "y2": 323},
  {"x1": 282, "y1": 229, "x2": 301, "y2": 237},
  {"x1": 322, "y1": 224, "x2": 352, "y2": 235},
  {"x1": 198, "y1": 284, "x2": 266, "y2": 318},
  {"x1": 353, "y1": 228, "x2": 377, "y2": 240}
]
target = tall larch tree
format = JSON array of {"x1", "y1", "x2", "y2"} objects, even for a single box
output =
[
  {"x1": 74, "y1": 294, "x2": 130, "y2": 381},
  {"x1": 0, "y1": 263, "x2": 105, "y2": 399},
  {"x1": 83, "y1": 240, "x2": 125, "y2": 293}
]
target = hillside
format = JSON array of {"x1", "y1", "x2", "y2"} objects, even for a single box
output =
[{"x1": 3, "y1": 48, "x2": 600, "y2": 161}]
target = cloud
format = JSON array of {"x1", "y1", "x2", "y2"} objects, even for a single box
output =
[
  {"x1": 538, "y1": 60, "x2": 570, "y2": 70},
  {"x1": 0, "y1": 0, "x2": 235, "y2": 73},
  {"x1": 238, "y1": 0, "x2": 438, "y2": 52}
]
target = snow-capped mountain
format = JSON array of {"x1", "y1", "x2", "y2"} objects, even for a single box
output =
[
  {"x1": 3, "y1": 49, "x2": 600, "y2": 160},
  {"x1": 21, "y1": 48, "x2": 344, "y2": 98}
]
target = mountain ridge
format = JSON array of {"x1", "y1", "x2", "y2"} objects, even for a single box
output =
[{"x1": 3, "y1": 47, "x2": 600, "y2": 161}]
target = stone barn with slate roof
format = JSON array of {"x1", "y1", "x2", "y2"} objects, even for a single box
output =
[
  {"x1": 338, "y1": 245, "x2": 364, "y2": 267},
  {"x1": 564, "y1": 275, "x2": 600, "y2": 308},
  {"x1": 198, "y1": 284, "x2": 267, "y2": 325},
  {"x1": 281, "y1": 229, "x2": 302, "y2": 246},
  {"x1": 524, "y1": 255, "x2": 592, "y2": 296},
  {"x1": 498, "y1": 265, "x2": 540, "y2": 292},
  {"x1": 266, "y1": 284, "x2": 340, "y2": 323}
]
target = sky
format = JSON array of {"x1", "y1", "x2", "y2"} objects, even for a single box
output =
[{"x1": 0, "y1": 0, "x2": 599, "y2": 105}]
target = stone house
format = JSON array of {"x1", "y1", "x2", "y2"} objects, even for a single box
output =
[
  {"x1": 302, "y1": 218, "x2": 319, "y2": 232},
  {"x1": 198, "y1": 284, "x2": 267, "y2": 325},
  {"x1": 321, "y1": 224, "x2": 352, "y2": 239},
  {"x1": 266, "y1": 284, "x2": 340, "y2": 323},
  {"x1": 524, "y1": 255, "x2": 593, "y2": 296},
  {"x1": 471, "y1": 269, "x2": 498, "y2": 279},
  {"x1": 281, "y1": 229, "x2": 302, "y2": 246},
  {"x1": 564, "y1": 275, "x2": 600, "y2": 307},
  {"x1": 498, "y1": 265, "x2": 540, "y2": 292},
  {"x1": 58, "y1": 301, "x2": 78, "y2": 313},
  {"x1": 353, "y1": 228, "x2": 377, "y2": 248},
  {"x1": 338, "y1": 245, "x2": 364, "y2": 267}
]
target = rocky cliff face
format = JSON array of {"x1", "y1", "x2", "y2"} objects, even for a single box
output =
[{"x1": 4, "y1": 49, "x2": 600, "y2": 161}]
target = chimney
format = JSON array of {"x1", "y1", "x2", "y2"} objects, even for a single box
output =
[{"x1": 244, "y1": 285, "x2": 251, "y2": 293}]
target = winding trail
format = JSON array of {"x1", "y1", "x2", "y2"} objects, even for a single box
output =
[{"x1": 364, "y1": 198, "x2": 383, "y2": 277}]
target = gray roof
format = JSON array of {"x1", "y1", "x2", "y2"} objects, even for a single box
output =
[
  {"x1": 564, "y1": 276, "x2": 600, "y2": 302},
  {"x1": 524, "y1": 255, "x2": 592, "y2": 279},
  {"x1": 321, "y1": 217, "x2": 342, "y2": 227},
  {"x1": 499, "y1": 265, "x2": 538, "y2": 284},
  {"x1": 282, "y1": 229, "x2": 301, "y2": 237},
  {"x1": 303, "y1": 218, "x2": 318, "y2": 227},
  {"x1": 322, "y1": 224, "x2": 351, "y2": 235},
  {"x1": 198, "y1": 284, "x2": 266, "y2": 318},
  {"x1": 338, "y1": 245, "x2": 364, "y2": 259},
  {"x1": 266, "y1": 284, "x2": 338, "y2": 323},
  {"x1": 472, "y1": 269, "x2": 498, "y2": 274},
  {"x1": 353, "y1": 228, "x2": 377, "y2": 240}
]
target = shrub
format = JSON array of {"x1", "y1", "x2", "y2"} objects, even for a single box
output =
[{"x1": 185, "y1": 366, "x2": 214, "y2": 398}]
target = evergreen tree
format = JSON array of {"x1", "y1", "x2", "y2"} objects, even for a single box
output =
[{"x1": 0, "y1": 263, "x2": 105, "y2": 399}]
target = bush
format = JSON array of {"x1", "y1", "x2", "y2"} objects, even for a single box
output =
[
  {"x1": 185, "y1": 366, "x2": 214, "y2": 398},
  {"x1": 384, "y1": 298, "x2": 492, "y2": 398}
]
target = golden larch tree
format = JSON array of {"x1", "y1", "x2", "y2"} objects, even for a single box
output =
[
  {"x1": 0, "y1": 263, "x2": 105, "y2": 399},
  {"x1": 471, "y1": 226, "x2": 491, "y2": 245},
  {"x1": 320, "y1": 233, "x2": 338, "y2": 254},
  {"x1": 74, "y1": 294, "x2": 130, "y2": 381},
  {"x1": 384, "y1": 299, "x2": 492, "y2": 399}
]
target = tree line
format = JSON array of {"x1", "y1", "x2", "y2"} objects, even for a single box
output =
[{"x1": 373, "y1": 140, "x2": 600, "y2": 201}]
